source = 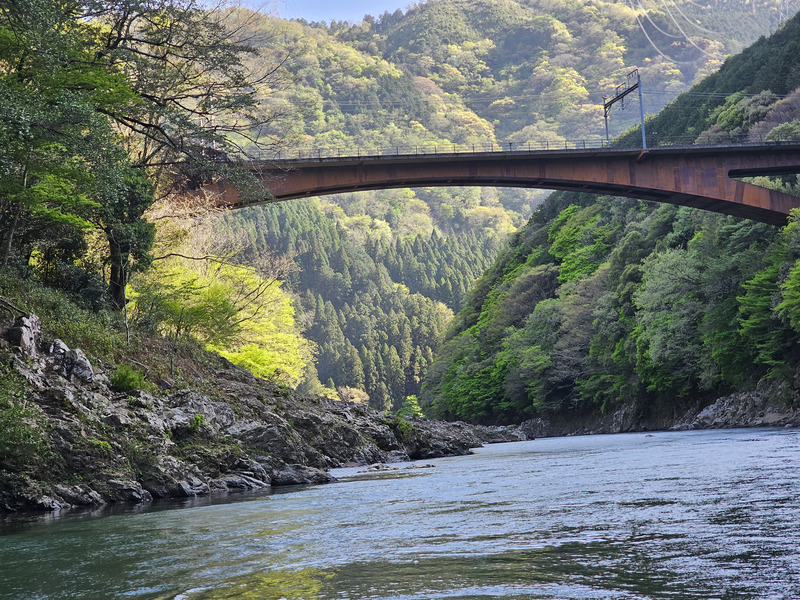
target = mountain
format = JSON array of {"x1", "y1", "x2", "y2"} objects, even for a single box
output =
[
  {"x1": 421, "y1": 12, "x2": 800, "y2": 427},
  {"x1": 217, "y1": 0, "x2": 795, "y2": 410}
]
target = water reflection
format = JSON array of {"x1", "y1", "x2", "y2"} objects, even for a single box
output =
[
  {"x1": 176, "y1": 543, "x2": 730, "y2": 600},
  {"x1": 181, "y1": 567, "x2": 331, "y2": 600}
]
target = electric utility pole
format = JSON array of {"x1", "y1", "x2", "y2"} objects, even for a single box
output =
[{"x1": 603, "y1": 68, "x2": 647, "y2": 150}]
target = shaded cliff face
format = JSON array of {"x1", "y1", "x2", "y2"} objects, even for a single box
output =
[
  {"x1": 0, "y1": 315, "x2": 524, "y2": 514},
  {"x1": 516, "y1": 383, "x2": 800, "y2": 439}
]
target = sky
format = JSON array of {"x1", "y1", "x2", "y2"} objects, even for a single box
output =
[{"x1": 254, "y1": 0, "x2": 415, "y2": 23}]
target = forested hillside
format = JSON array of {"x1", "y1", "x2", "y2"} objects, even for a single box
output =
[
  {"x1": 1, "y1": 0, "x2": 796, "y2": 415},
  {"x1": 422, "y1": 12, "x2": 800, "y2": 425},
  {"x1": 215, "y1": 0, "x2": 793, "y2": 409}
]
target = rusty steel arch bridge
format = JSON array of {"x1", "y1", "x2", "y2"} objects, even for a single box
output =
[{"x1": 203, "y1": 142, "x2": 800, "y2": 225}]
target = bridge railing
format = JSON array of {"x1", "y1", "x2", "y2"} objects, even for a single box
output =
[
  {"x1": 261, "y1": 139, "x2": 611, "y2": 161},
  {"x1": 247, "y1": 133, "x2": 800, "y2": 162}
]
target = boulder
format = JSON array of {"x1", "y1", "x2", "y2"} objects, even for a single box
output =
[
  {"x1": 54, "y1": 484, "x2": 105, "y2": 507},
  {"x1": 474, "y1": 424, "x2": 529, "y2": 443},
  {"x1": 164, "y1": 390, "x2": 235, "y2": 436},
  {"x1": 45, "y1": 339, "x2": 94, "y2": 382},
  {"x1": 270, "y1": 464, "x2": 334, "y2": 486},
  {"x1": 6, "y1": 314, "x2": 41, "y2": 356},
  {"x1": 690, "y1": 389, "x2": 800, "y2": 429},
  {"x1": 104, "y1": 479, "x2": 153, "y2": 503},
  {"x1": 363, "y1": 463, "x2": 398, "y2": 472},
  {"x1": 211, "y1": 474, "x2": 270, "y2": 491},
  {"x1": 67, "y1": 348, "x2": 94, "y2": 383}
]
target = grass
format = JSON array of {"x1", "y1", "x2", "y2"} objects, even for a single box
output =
[
  {"x1": 0, "y1": 270, "x2": 122, "y2": 362},
  {"x1": 0, "y1": 269, "x2": 239, "y2": 399}
]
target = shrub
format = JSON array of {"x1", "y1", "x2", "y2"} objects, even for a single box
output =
[
  {"x1": 394, "y1": 418, "x2": 414, "y2": 441},
  {"x1": 110, "y1": 364, "x2": 146, "y2": 393},
  {"x1": 188, "y1": 413, "x2": 206, "y2": 433},
  {"x1": 0, "y1": 270, "x2": 122, "y2": 360},
  {"x1": 397, "y1": 395, "x2": 424, "y2": 418},
  {"x1": 382, "y1": 413, "x2": 415, "y2": 441},
  {"x1": 120, "y1": 438, "x2": 157, "y2": 478},
  {"x1": 90, "y1": 439, "x2": 113, "y2": 455}
]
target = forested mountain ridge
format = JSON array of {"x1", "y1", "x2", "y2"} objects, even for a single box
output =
[
  {"x1": 228, "y1": 0, "x2": 795, "y2": 162},
  {"x1": 214, "y1": 0, "x2": 794, "y2": 410},
  {"x1": 0, "y1": 0, "x2": 795, "y2": 416},
  {"x1": 422, "y1": 11, "x2": 800, "y2": 426}
]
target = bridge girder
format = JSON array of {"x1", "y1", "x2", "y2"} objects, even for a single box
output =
[{"x1": 205, "y1": 145, "x2": 800, "y2": 225}]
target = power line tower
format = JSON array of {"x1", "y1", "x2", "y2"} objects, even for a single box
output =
[
  {"x1": 603, "y1": 68, "x2": 647, "y2": 150},
  {"x1": 779, "y1": 0, "x2": 795, "y2": 23}
]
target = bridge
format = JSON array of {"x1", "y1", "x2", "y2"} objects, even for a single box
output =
[{"x1": 204, "y1": 142, "x2": 800, "y2": 225}]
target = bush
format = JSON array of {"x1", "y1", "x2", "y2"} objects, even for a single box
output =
[
  {"x1": 187, "y1": 413, "x2": 206, "y2": 433},
  {"x1": 397, "y1": 395, "x2": 424, "y2": 418},
  {"x1": 90, "y1": 439, "x2": 113, "y2": 455},
  {"x1": 382, "y1": 413, "x2": 415, "y2": 441},
  {"x1": 110, "y1": 364, "x2": 146, "y2": 393}
]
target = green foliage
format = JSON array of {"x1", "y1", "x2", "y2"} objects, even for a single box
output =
[
  {"x1": 120, "y1": 437, "x2": 158, "y2": 479},
  {"x1": 383, "y1": 413, "x2": 415, "y2": 441},
  {"x1": 632, "y1": 248, "x2": 705, "y2": 394},
  {"x1": 220, "y1": 2, "x2": 790, "y2": 399},
  {"x1": 0, "y1": 0, "x2": 154, "y2": 307},
  {"x1": 110, "y1": 364, "x2": 146, "y2": 393},
  {"x1": 738, "y1": 252, "x2": 787, "y2": 373},
  {"x1": 0, "y1": 0, "x2": 290, "y2": 312},
  {"x1": 766, "y1": 120, "x2": 800, "y2": 142},
  {"x1": 1, "y1": 0, "x2": 797, "y2": 430},
  {"x1": 397, "y1": 395, "x2": 424, "y2": 418},
  {"x1": 188, "y1": 414, "x2": 206, "y2": 434},
  {"x1": 132, "y1": 247, "x2": 312, "y2": 386},
  {"x1": 423, "y1": 10, "x2": 800, "y2": 425},
  {"x1": 222, "y1": 201, "x2": 460, "y2": 409},
  {"x1": 0, "y1": 270, "x2": 122, "y2": 361},
  {"x1": 90, "y1": 439, "x2": 113, "y2": 455}
]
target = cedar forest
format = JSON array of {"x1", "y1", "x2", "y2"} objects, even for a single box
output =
[{"x1": 1, "y1": 0, "x2": 800, "y2": 426}]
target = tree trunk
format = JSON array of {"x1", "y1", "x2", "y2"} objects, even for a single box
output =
[
  {"x1": 108, "y1": 237, "x2": 128, "y2": 310},
  {"x1": 2, "y1": 201, "x2": 22, "y2": 267}
]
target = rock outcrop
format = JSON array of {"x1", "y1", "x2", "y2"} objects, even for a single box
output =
[
  {"x1": 518, "y1": 381, "x2": 800, "y2": 438},
  {"x1": 0, "y1": 314, "x2": 523, "y2": 513},
  {"x1": 671, "y1": 380, "x2": 800, "y2": 430}
]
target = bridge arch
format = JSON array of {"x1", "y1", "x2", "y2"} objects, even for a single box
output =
[{"x1": 206, "y1": 144, "x2": 800, "y2": 225}]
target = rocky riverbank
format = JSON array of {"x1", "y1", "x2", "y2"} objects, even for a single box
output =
[
  {"x1": 4, "y1": 312, "x2": 796, "y2": 514},
  {"x1": 0, "y1": 314, "x2": 524, "y2": 514},
  {"x1": 517, "y1": 380, "x2": 800, "y2": 438}
]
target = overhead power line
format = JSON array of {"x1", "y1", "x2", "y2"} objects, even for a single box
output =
[{"x1": 319, "y1": 89, "x2": 796, "y2": 108}]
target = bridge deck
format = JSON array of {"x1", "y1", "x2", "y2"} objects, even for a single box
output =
[{"x1": 209, "y1": 143, "x2": 800, "y2": 225}]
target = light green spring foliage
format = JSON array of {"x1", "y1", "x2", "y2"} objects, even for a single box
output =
[
  {"x1": 208, "y1": 272, "x2": 309, "y2": 386},
  {"x1": 132, "y1": 258, "x2": 311, "y2": 387},
  {"x1": 396, "y1": 395, "x2": 424, "y2": 418}
]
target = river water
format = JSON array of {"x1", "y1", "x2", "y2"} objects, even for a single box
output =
[{"x1": 2, "y1": 428, "x2": 800, "y2": 599}]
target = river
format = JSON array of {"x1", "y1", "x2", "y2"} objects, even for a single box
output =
[{"x1": 1, "y1": 428, "x2": 799, "y2": 599}]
